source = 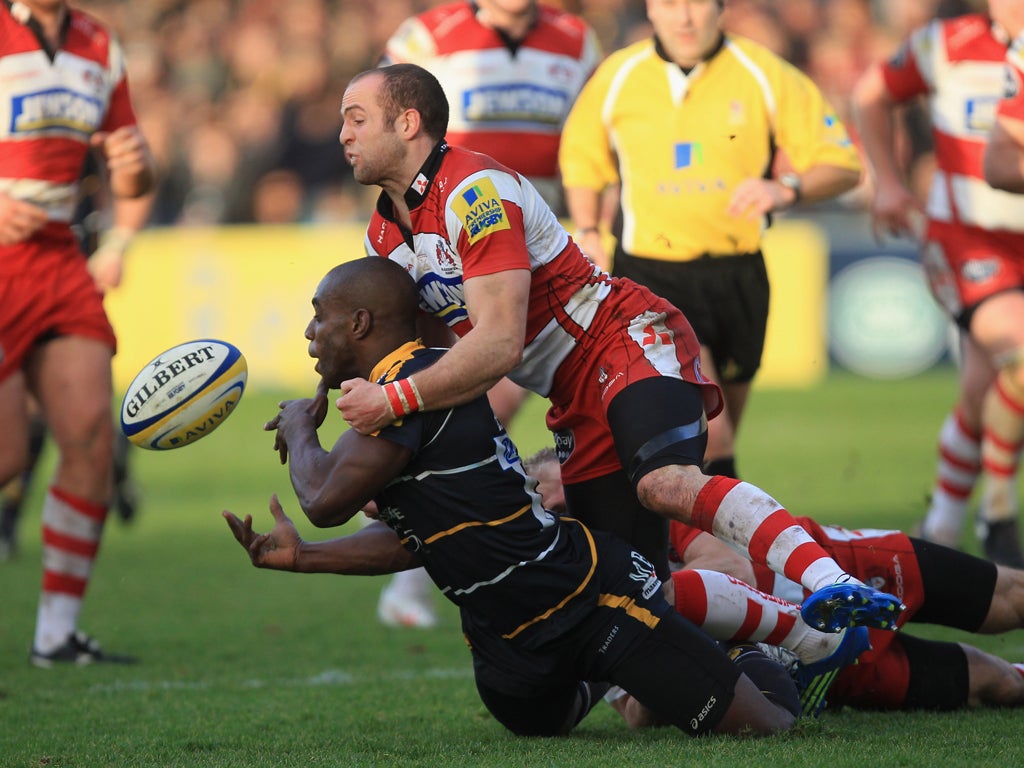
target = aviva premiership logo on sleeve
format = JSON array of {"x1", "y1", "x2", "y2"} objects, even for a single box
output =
[{"x1": 453, "y1": 177, "x2": 510, "y2": 244}]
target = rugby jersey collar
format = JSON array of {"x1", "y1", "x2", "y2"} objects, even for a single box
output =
[
  {"x1": 3, "y1": 0, "x2": 71, "y2": 61},
  {"x1": 470, "y1": 1, "x2": 541, "y2": 54},
  {"x1": 653, "y1": 31, "x2": 726, "y2": 75},
  {"x1": 370, "y1": 341, "x2": 426, "y2": 385},
  {"x1": 374, "y1": 140, "x2": 450, "y2": 221}
]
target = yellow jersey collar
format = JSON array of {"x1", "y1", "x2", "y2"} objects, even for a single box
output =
[{"x1": 370, "y1": 340, "x2": 426, "y2": 384}]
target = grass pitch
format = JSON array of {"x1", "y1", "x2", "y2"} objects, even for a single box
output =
[{"x1": 3, "y1": 369, "x2": 1024, "y2": 767}]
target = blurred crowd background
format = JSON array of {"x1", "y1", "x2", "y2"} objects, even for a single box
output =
[{"x1": 84, "y1": 0, "x2": 979, "y2": 228}]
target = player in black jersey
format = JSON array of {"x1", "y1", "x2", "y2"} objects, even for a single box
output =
[{"x1": 224, "y1": 256, "x2": 799, "y2": 737}]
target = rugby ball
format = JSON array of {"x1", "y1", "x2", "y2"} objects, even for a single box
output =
[{"x1": 120, "y1": 339, "x2": 247, "y2": 450}]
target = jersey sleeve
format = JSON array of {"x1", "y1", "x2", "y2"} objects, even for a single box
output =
[
  {"x1": 99, "y1": 34, "x2": 138, "y2": 131},
  {"x1": 381, "y1": 15, "x2": 438, "y2": 65},
  {"x1": 446, "y1": 170, "x2": 532, "y2": 278},
  {"x1": 375, "y1": 412, "x2": 425, "y2": 453},
  {"x1": 559, "y1": 60, "x2": 620, "y2": 190},
  {"x1": 879, "y1": 23, "x2": 933, "y2": 103},
  {"x1": 772, "y1": 58, "x2": 861, "y2": 174}
]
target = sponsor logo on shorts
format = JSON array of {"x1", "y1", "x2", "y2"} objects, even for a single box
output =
[
  {"x1": 892, "y1": 554, "x2": 904, "y2": 602},
  {"x1": 641, "y1": 575, "x2": 660, "y2": 600},
  {"x1": 690, "y1": 695, "x2": 718, "y2": 732},
  {"x1": 961, "y1": 258, "x2": 999, "y2": 283},
  {"x1": 553, "y1": 430, "x2": 574, "y2": 463},
  {"x1": 599, "y1": 367, "x2": 624, "y2": 400},
  {"x1": 625, "y1": 551, "x2": 661, "y2": 598},
  {"x1": 598, "y1": 623, "x2": 619, "y2": 655}
]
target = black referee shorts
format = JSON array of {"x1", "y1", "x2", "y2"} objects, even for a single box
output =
[{"x1": 613, "y1": 250, "x2": 769, "y2": 384}]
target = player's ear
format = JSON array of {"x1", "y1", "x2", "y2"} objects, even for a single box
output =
[
  {"x1": 397, "y1": 107, "x2": 421, "y2": 139},
  {"x1": 351, "y1": 307, "x2": 373, "y2": 339}
]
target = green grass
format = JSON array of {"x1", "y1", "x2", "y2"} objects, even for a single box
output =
[{"x1": 3, "y1": 369, "x2": 1024, "y2": 767}]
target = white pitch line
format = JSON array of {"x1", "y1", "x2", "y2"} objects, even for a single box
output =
[{"x1": 88, "y1": 666, "x2": 473, "y2": 694}]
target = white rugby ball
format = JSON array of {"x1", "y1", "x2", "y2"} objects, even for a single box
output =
[{"x1": 120, "y1": 339, "x2": 247, "y2": 450}]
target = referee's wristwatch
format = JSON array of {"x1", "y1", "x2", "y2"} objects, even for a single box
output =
[{"x1": 778, "y1": 173, "x2": 802, "y2": 205}]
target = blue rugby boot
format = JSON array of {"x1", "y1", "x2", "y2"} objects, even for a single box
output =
[
  {"x1": 801, "y1": 577, "x2": 905, "y2": 633},
  {"x1": 793, "y1": 625, "x2": 871, "y2": 717}
]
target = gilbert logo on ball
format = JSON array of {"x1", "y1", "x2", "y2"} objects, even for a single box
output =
[{"x1": 121, "y1": 339, "x2": 247, "y2": 450}]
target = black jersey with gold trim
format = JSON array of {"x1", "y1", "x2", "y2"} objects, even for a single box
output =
[{"x1": 371, "y1": 343, "x2": 606, "y2": 646}]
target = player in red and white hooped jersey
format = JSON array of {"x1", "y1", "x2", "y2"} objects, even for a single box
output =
[
  {"x1": 0, "y1": 0, "x2": 155, "y2": 666},
  {"x1": 853, "y1": 3, "x2": 1024, "y2": 567},
  {"x1": 376, "y1": 1, "x2": 600, "y2": 628},
  {"x1": 381, "y1": 0, "x2": 600, "y2": 212}
]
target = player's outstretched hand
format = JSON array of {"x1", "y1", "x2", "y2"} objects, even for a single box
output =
[
  {"x1": 223, "y1": 494, "x2": 302, "y2": 571},
  {"x1": 264, "y1": 397, "x2": 320, "y2": 464}
]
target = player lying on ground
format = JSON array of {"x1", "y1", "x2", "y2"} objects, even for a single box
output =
[
  {"x1": 527, "y1": 448, "x2": 1024, "y2": 718},
  {"x1": 224, "y1": 257, "x2": 801, "y2": 737}
]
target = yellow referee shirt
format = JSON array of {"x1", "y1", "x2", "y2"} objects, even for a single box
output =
[{"x1": 559, "y1": 35, "x2": 860, "y2": 261}]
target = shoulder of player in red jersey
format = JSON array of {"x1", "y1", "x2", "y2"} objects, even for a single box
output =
[
  {"x1": 940, "y1": 13, "x2": 1008, "y2": 61},
  {"x1": 1, "y1": 5, "x2": 116, "y2": 64},
  {"x1": 411, "y1": 1, "x2": 590, "y2": 57}
]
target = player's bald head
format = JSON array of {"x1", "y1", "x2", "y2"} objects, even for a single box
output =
[{"x1": 319, "y1": 258, "x2": 420, "y2": 339}]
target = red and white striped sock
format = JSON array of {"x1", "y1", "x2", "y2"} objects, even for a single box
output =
[
  {"x1": 672, "y1": 568, "x2": 840, "y2": 663},
  {"x1": 922, "y1": 408, "x2": 980, "y2": 544},
  {"x1": 691, "y1": 476, "x2": 854, "y2": 593},
  {"x1": 33, "y1": 487, "x2": 108, "y2": 653},
  {"x1": 981, "y1": 375, "x2": 1024, "y2": 524}
]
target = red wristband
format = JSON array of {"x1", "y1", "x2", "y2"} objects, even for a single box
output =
[
  {"x1": 383, "y1": 382, "x2": 405, "y2": 419},
  {"x1": 383, "y1": 378, "x2": 424, "y2": 419}
]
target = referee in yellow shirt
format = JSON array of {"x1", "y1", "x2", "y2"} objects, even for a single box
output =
[{"x1": 559, "y1": 0, "x2": 861, "y2": 479}]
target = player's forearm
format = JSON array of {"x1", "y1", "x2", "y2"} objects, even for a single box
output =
[
  {"x1": 109, "y1": 154, "x2": 156, "y2": 200},
  {"x1": 286, "y1": 434, "x2": 355, "y2": 527},
  {"x1": 111, "y1": 192, "x2": 154, "y2": 233},
  {"x1": 294, "y1": 523, "x2": 421, "y2": 575},
  {"x1": 797, "y1": 164, "x2": 861, "y2": 203},
  {"x1": 410, "y1": 325, "x2": 520, "y2": 410},
  {"x1": 564, "y1": 185, "x2": 604, "y2": 235},
  {"x1": 851, "y1": 70, "x2": 904, "y2": 188}
]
